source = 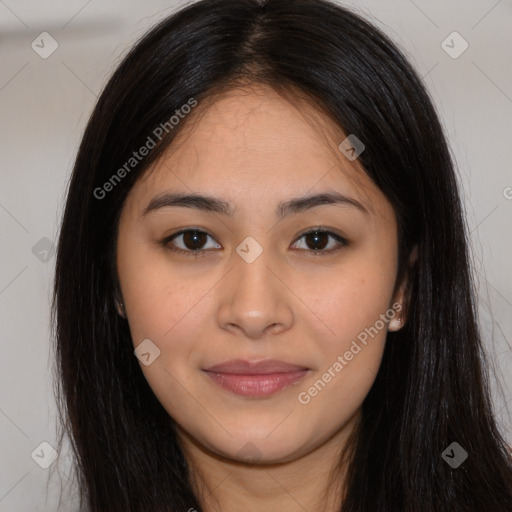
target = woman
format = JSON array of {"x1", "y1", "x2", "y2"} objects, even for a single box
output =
[{"x1": 51, "y1": 0, "x2": 512, "y2": 510}]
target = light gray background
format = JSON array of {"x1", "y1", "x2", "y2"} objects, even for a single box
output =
[{"x1": 0, "y1": 0, "x2": 511, "y2": 510}]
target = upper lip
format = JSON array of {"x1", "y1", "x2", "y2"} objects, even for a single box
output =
[{"x1": 203, "y1": 359, "x2": 309, "y2": 374}]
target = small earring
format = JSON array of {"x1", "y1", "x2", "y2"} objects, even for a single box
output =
[
  {"x1": 389, "y1": 316, "x2": 403, "y2": 331},
  {"x1": 116, "y1": 301, "x2": 126, "y2": 318}
]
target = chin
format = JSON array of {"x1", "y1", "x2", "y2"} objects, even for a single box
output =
[{"x1": 201, "y1": 431, "x2": 310, "y2": 465}]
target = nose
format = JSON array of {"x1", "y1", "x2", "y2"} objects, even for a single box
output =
[{"x1": 216, "y1": 247, "x2": 294, "y2": 340}]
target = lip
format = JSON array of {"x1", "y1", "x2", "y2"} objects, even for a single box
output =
[
  {"x1": 202, "y1": 359, "x2": 310, "y2": 397},
  {"x1": 204, "y1": 359, "x2": 309, "y2": 374}
]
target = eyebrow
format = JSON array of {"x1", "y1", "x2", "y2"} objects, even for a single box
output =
[{"x1": 141, "y1": 191, "x2": 369, "y2": 219}]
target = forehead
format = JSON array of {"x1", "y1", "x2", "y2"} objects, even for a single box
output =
[{"x1": 127, "y1": 84, "x2": 388, "y2": 221}]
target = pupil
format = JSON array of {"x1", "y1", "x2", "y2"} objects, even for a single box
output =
[
  {"x1": 306, "y1": 231, "x2": 327, "y2": 250},
  {"x1": 184, "y1": 231, "x2": 206, "y2": 250}
]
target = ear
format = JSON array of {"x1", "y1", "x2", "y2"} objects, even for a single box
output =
[{"x1": 388, "y1": 244, "x2": 418, "y2": 332}]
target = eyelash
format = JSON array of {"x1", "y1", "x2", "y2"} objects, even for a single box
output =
[{"x1": 160, "y1": 227, "x2": 348, "y2": 258}]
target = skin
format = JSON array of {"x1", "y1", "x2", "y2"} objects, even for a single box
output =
[{"x1": 116, "y1": 84, "x2": 411, "y2": 512}]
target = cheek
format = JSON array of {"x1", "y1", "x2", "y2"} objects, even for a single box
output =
[
  {"x1": 118, "y1": 236, "x2": 200, "y2": 341},
  {"x1": 308, "y1": 263, "x2": 395, "y2": 346},
  {"x1": 122, "y1": 261, "x2": 210, "y2": 417},
  {"x1": 295, "y1": 257, "x2": 395, "y2": 405},
  {"x1": 119, "y1": 246, "x2": 218, "y2": 407}
]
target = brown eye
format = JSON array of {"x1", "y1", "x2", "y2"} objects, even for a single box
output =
[
  {"x1": 181, "y1": 230, "x2": 209, "y2": 250},
  {"x1": 163, "y1": 229, "x2": 221, "y2": 255},
  {"x1": 291, "y1": 229, "x2": 348, "y2": 255}
]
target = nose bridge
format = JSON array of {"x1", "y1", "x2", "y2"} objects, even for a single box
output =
[
  {"x1": 233, "y1": 239, "x2": 276, "y2": 310},
  {"x1": 217, "y1": 238, "x2": 293, "y2": 338}
]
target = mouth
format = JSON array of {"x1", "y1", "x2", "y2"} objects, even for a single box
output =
[{"x1": 202, "y1": 359, "x2": 310, "y2": 397}]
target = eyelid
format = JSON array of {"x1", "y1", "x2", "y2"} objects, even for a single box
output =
[
  {"x1": 160, "y1": 226, "x2": 349, "y2": 257},
  {"x1": 293, "y1": 226, "x2": 346, "y2": 241}
]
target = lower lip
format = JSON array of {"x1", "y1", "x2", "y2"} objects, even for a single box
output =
[{"x1": 203, "y1": 370, "x2": 309, "y2": 397}]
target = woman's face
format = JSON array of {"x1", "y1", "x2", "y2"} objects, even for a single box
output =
[{"x1": 116, "y1": 85, "x2": 405, "y2": 464}]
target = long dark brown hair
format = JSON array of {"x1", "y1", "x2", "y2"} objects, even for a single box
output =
[{"x1": 51, "y1": 0, "x2": 512, "y2": 510}]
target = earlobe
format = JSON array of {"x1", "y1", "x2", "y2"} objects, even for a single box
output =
[
  {"x1": 389, "y1": 244, "x2": 418, "y2": 331},
  {"x1": 116, "y1": 300, "x2": 126, "y2": 318},
  {"x1": 113, "y1": 281, "x2": 127, "y2": 318},
  {"x1": 114, "y1": 289, "x2": 126, "y2": 318},
  {"x1": 389, "y1": 285, "x2": 406, "y2": 332}
]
